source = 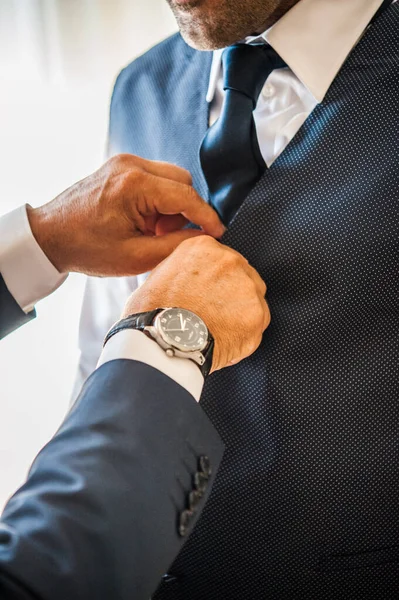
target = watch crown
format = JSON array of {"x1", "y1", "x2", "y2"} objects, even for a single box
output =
[{"x1": 166, "y1": 348, "x2": 175, "y2": 357}]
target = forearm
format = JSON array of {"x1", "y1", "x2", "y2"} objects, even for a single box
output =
[{"x1": 0, "y1": 359, "x2": 224, "y2": 600}]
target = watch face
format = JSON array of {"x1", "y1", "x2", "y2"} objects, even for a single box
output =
[{"x1": 156, "y1": 308, "x2": 208, "y2": 352}]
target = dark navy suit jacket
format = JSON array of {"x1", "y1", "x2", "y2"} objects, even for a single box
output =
[{"x1": 0, "y1": 273, "x2": 224, "y2": 599}]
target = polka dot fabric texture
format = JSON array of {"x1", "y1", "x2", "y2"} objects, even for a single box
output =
[{"x1": 109, "y1": 6, "x2": 399, "y2": 599}]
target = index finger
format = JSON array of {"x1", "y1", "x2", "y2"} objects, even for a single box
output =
[
  {"x1": 119, "y1": 154, "x2": 194, "y2": 185},
  {"x1": 148, "y1": 174, "x2": 226, "y2": 238}
]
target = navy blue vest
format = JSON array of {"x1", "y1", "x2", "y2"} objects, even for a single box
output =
[{"x1": 109, "y1": 6, "x2": 399, "y2": 599}]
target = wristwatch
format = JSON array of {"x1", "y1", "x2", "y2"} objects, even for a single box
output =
[{"x1": 103, "y1": 308, "x2": 215, "y2": 378}]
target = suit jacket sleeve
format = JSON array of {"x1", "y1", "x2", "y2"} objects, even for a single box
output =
[
  {"x1": 0, "y1": 359, "x2": 224, "y2": 600},
  {"x1": 0, "y1": 274, "x2": 35, "y2": 339}
]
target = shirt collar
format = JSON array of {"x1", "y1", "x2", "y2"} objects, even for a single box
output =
[{"x1": 206, "y1": 0, "x2": 387, "y2": 104}]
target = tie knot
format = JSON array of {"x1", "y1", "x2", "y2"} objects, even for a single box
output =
[{"x1": 222, "y1": 43, "x2": 286, "y2": 105}]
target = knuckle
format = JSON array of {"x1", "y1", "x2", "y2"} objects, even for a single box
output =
[
  {"x1": 249, "y1": 278, "x2": 259, "y2": 296},
  {"x1": 254, "y1": 302, "x2": 266, "y2": 326},
  {"x1": 108, "y1": 153, "x2": 132, "y2": 168},
  {"x1": 108, "y1": 155, "x2": 145, "y2": 189},
  {"x1": 177, "y1": 237, "x2": 193, "y2": 251},
  {"x1": 127, "y1": 167, "x2": 146, "y2": 188},
  {"x1": 260, "y1": 278, "x2": 267, "y2": 297},
  {"x1": 194, "y1": 234, "x2": 215, "y2": 247},
  {"x1": 179, "y1": 234, "x2": 208, "y2": 252},
  {"x1": 222, "y1": 250, "x2": 241, "y2": 268},
  {"x1": 121, "y1": 152, "x2": 138, "y2": 164},
  {"x1": 242, "y1": 277, "x2": 258, "y2": 299},
  {"x1": 244, "y1": 299, "x2": 265, "y2": 333}
]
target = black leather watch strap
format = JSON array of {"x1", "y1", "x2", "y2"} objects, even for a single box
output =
[
  {"x1": 200, "y1": 337, "x2": 215, "y2": 379},
  {"x1": 103, "y1": 310, "x2": 161, "y2": 347}
]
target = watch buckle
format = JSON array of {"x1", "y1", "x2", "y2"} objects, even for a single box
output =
[{"x1": 144, "y1": 325, "x2": 205, "y2": 366}]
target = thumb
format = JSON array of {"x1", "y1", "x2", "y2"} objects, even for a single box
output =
[{"x1": 128, "y1": 228, "x2": 205, "y2": 273}]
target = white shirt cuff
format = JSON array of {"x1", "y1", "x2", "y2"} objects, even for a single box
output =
[
  {"x1": 97, "y1": 329, "x2": 204, "y2": 402},
  {"x1": 0, "y1": 205, "x2": 68, "y2": 313}
]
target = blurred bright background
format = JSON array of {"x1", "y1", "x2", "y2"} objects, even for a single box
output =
[{"x1": 0, "y1": 0, "x2": 177, "y2": 510}]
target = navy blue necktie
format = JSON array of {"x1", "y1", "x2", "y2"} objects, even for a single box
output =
[{"x1": 200, "y1": 43, "x2": 286, "y2": 225}]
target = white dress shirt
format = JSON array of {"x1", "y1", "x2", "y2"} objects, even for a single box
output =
[
  {"x1": 0, "y1": 206, "x2": 67, "y2": 313},
  {"x1": 0, "y1": 0, "x2": 389, "y2": 401}
]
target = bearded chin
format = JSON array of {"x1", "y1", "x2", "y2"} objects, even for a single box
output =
[
  {"x1": 172, "y1": 13, "x2": 241, "y2": 51},
  {"x1": 168, "y1": 0, "x2": 280, "y2": 51}
]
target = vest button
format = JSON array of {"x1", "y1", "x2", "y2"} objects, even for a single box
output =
[{"x1": 262, "y1": 83, "x2": 275, "y2": 98}]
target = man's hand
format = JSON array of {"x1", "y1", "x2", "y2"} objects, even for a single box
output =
[
  {"x1": 122, "y1": 236, "x2": 270, "y2": 372},
  {"x1": 27, "y1": 154, "x2": 225, "y2": 276}
]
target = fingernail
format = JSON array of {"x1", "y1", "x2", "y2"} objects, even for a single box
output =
[{"x1": 217, "y1": 224, "x2": 227, "y2": 237}]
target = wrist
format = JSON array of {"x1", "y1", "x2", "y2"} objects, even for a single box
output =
[
  {"x1": 27, "y1": 203, "x2": 67, "y2": 272},
  {"x1": 122, "y1": 301, "x2": 224, "y2": 371},
  {"x1": 122, "y1": 299, "x2": 224, "y2": 372},
  {"x1": 110, "y1": 308, "x2": 215, "y2": 378}
]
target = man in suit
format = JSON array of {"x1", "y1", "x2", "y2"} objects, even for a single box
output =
[
  {"x1": 74, "y1": 0, "x2": 399, "y2": 597},
  {"x1": 0, "y1": 155, "x2": 270, "y2": 599}
]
